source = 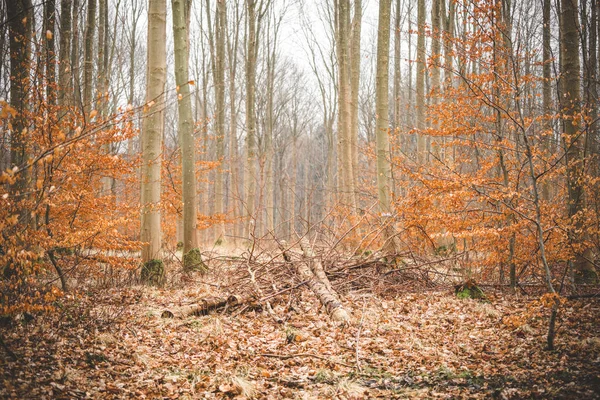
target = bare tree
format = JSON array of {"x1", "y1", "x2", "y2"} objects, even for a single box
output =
[{"x1": 140, "y1": 0, "x2": 167, "y2": 281}]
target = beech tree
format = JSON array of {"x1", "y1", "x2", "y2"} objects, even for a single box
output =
[
  {"x1": 6, "y1": 0, "x2": 32, "y2": 207},
  {"x1": 561, "y1": 0, "x2": 597, "y2": 283},
  {"x1": 140, "y1": 0, "x2": 167, "y2": 282}
]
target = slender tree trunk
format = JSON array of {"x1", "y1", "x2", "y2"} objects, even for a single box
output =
[
  {"x1": 349, "y1": 0, "x2": 361, "y2": 199},
  {"x1": 82, "y1": 0, "x2": 96, "y2": 115},
  {"x1": 227, "y1": 3, "x2": 241, "y2": 240},
  {"x1": 96, "y1": 0, "x2": 105, "y2": 113},
  {"x1": 58, "y1": 0, "x2": 72, "y2": 106},
  {"x1": 172, "y1": 0, "x2": 199, "y2": 264},
  {"x1": 430, "y1": 0, "x2": 441, "y2": 158},
  {"x1": 336, "y1": 0, "x2": 356, "y2": 209},
  {"x1": 408, "y1": 7, "x2": 413, "y2": 129},
  {"x1": 97, "y1": 0, "x2": 112, "y2": 195},
  {"x1": 375, "y1": 0, "x2": 398, "y2": 254},
  {"x1": 442, "y1": 0, "x2": 454, "y2": 89},
  {"x1": 44, "y1": 0, "x2": 57, "y2": 107},
  {"x1": 541, "y1": 0, "x2": 552, "y2": 201},
  {"x1": 291, "y1": 138, "x2": 297, "y2": 235},
  {"x1": 7, "y1": 0, "x2": 33, "y2": 214},
  {"x1": 416, "y1": 0, "x2": 426, "y2": 162},
  {"x1": 140, "y1": 0, "x2": 167, "y2": 269},
  {"x1": 588, "y1": 0, "x2": 597, "y2": 173},
  {"x1": 562, "y1": 0, "x2": 597, "y2": 283},
  {"x1": 215, "y1": 0, "x2": 226, "y2": 242},
  {"x1": 393, "y1": 0, "x2": 401, "y2": 131},
  {"x1": 244, "y1": 0, "x2": 258, "y2": 238},
  {"x1": 265, "y1": 47, "x2": 275, "y2": 233},
  {"x1": 71, "y1": 0, "x2": 81, "y2": 106}
]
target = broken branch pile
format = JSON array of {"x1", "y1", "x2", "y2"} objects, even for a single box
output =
[{"x1": 161, "y1": 236, "x2": 457, "y2": 321}]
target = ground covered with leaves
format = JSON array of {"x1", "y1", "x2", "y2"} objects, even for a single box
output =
[{"x1": 1, "y1": 273, "x2": 599, "y2": 399}]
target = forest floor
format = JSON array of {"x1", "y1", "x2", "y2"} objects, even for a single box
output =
[{"x1": 1, "y1": 259, "x2": 600, "y2": 399}]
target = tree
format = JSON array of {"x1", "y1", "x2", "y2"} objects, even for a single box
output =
[
  {"x1": 6, "y1": 0, "x2": 33, "y2": 207},
  {"x1": 140, "y1": 0, "x2": 167, "y2": 283},
  {"x1": 172, "y1": 0, "x2": 203, "y2": 271},
  {"x1": 375, "y1": 0, "x2": 397, "y2": 253},
  {"x1": 243, "y1": 0, "x2": 270, "y2": 239},
  {"x1": 416, "y1": 0, "x2": 426, "y2": 162},
  {"x1": 205, "y1": 0, "x2": 227, "y2": 243},
  {"x1": 82, "y1": 0, "x2": 96, "y2": 114},
  {"x1": 561, "y1": 0, "x2": 597, "y2": 283},
  {"x1": 215, "y1": 0, "x2": 226, "y2": 241},
  {"x1": 349, "y1": 0, "x2": 361, "y2": 199},
  {"x1": 226, "y1": 0, "x2": 242, "y2": 239},
  {"x1": 58, "y1": 0, "x2": 73, "y2": 106},
  {"x1": 335, "y1": 0, "x2": 356, "y2": 209},
  {"x1": 541, "y1": 0, "x2": 552, "y2": 201}
]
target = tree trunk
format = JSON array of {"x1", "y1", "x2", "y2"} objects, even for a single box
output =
[
  {"x1": 561, "y1": 0, "x2": 597, "y2": 283},
  {"x1": 71, "y1": 0, "x2": 81, "y2": 106},
  {"x1": 172, "y1": 0, "x2": 199, "y2": 264},
  {"x1": 279, "y1": 242, "x2": 349, "y2": 323},
  {"x1": 82, "y1": 0, "x2": 96, "y2": 115},
  {"x1": 375, "y1": 0, "x2": 397, "y2": 254},
  {"x1": 588, "y1": 0, "x2": 597, "y2": 176},
  {"x1": 140, "y1": 0, "x2": 167, "y2": 270},
  {"x1": 349, "y1": 0, "x2": 361, "y2": 200},
  {"x1": 541, "y1": 0, "x2": 552, "y2": 201},
  {"x1": 215, "y1": 0, "x2": 226, "y2": 242},
  {"x1": 244, "y1": 0, "x2": 258, "y2": 238},
  {"x1": 392, "y1": 0, "x2": 401, "y2": 130},
  {"x1": 416, "y1": 0, "x2": 426, "y2": 162},
  {"x1": 227, "y1": 3, "x2": 241, "y2": 240},
  {"x1": 7, "y1": 0, "x2": 33, "y2": 206},
  {"x1": 58, "y1": 0, "x2": 72, "y2": 106},
  {"x1": 44, "y1": 0, "x2": 57, "y2": 107},
  {"x1": 336, "y1": 0, "x2": 356, "y2": 209}
]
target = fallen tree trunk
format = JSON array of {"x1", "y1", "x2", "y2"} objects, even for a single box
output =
[
  {"x1": 300, "y1": 238, "x2": 336, "y2": 296},
  {"x1": 280, "y1": 241, "x2": 350, "y2": 323},
  {"x1": 161, "y1": 294, "x2": 255, "y2": 318}
]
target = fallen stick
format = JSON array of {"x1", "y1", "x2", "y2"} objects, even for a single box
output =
[
  {"x1": 161, "y1": 294, "x2": 255, "y2": 318},
  {"x1": 260, "y1": 353, "x2": 353, "y2": 368}
]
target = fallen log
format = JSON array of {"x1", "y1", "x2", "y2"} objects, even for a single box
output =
[
  {"x1": 279, "y1": 241, "x2": 350, "y2": 323},
  {"x1": 300, "y1": 238, "x2": 336, "y2": 296},
  {"x1": 161, "y1": 294, "x2": 255, "y2": 318}
]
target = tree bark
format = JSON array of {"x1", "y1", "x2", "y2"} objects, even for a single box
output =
[
  {"x1": 561, "y1": 0, "x2": 597, "y2": 283},
  {"x1": 416, "y1": 0, "x2": 426, "y2": 162},
  {"x1": 71, "y1": 0, "x2": 80, "y2": 106},
  {"x1": 336, "y1": 0, "x2": 356, "y2": 209},
  {"x1": 349, "y1": 0, "x2": 361, "y2": 199},
  {"x1": 375, "y1": 0, "x2": 398, "y2": 254},
  {"x1": 44, "y1": 0, "x2": 57, "y2": 107},
  {"x1": 541, "y1": 0, "x2": 552, "y2": 201},
  {"x1": 244, "y1": 0, "x2": 258, "y2": 238},
  {"x1": 279, "y1": 242, "x2": 349, "y2": 322},
  {"x1": 58, "y1": 0, "x2": 72, "y2": 106},
  {"x1": 7, "y1": 0, "x2": 33, "y2": 205},
  {"x1": 82, "y1": 0, "x2": 96, "y2": 115},
  {"x1": 140, "y1": 0, "x2": 167, "y2": 267},
  {"x1": 227, "y1": 1, "x2": 241, "y2": 240},
  {"x1": 215, "y1": 0, "x2": 226, "y2": 241},
  {"x1": 172, "y1": 0, "x2": 199, "y2": 261}
]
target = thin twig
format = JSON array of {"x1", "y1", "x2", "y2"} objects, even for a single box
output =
[{"x1": 355, "y1": 298, "x2": 367, "y2": 372}]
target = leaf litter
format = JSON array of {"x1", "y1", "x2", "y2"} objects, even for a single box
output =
[{"x1": 1, "y1": 275, "x2": 599, "y2": 399}]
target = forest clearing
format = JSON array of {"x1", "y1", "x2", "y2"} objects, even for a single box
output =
[
  {"x1": 2, "y1": 0, "x2": 600, "y2": 398},
  {"x1": 1, "y1": 244, "x2": 599, "y2": 399}
]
